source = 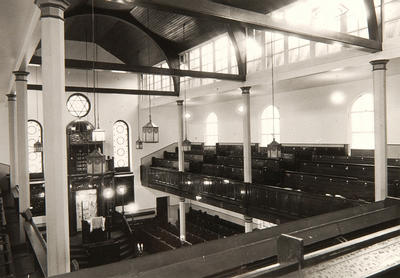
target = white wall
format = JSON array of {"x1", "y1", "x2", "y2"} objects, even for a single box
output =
[{"x1": 185, "y1": 74, "x2": 400, "y2": 147}]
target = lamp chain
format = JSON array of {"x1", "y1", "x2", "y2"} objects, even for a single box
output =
[
  {"x1": 270, "y1": 33, "x2": 275, "y2": 140},
  {"x1": 183, "y1": 23, "x2": 188, "y2": 140},
  {"x1": 91, "y1": 0, "x2": 97, "y2": 128},
  {"x1": 36, "y1": 67, "x2": 39, "y2": 121},
  {"x1": 137, "y1": 95, "x2": 141, "y2": 138}
]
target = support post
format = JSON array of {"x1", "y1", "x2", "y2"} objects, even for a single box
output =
[
  {"x1": 7, "y1": 93, "x2": 18, "y2": 191},
  {"x1": 177, "y1": 100, "x2": 184, "y2": 172},
  {"x1": 277, "y1": 234, "x2": 304, "y2": 266},
  {"x1": 35, "y1": 0, "x2": 70, "y2": 275},
  {"x1": 241, "y1": 86, "x2": 253, "y2": 233},
  {"x1": 244, "y1": 215, "x2": 253, "y2": 233},
  {"x1": 370, "y1": 59, "x2": 389, "y2": 202},
  {"x1": 179, "y1": 197, "x2": 186, "y2": 241},
  {"x1": 241, "y1": 86, "x2": 252, "y2": 183},
  {"x1": 14, "y1": 71, "x2": 30, "y2": 243}
]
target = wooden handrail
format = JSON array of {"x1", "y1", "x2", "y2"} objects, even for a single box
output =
[{"x1": 24, "y1": 219, "x2": 47, "y2": 276}]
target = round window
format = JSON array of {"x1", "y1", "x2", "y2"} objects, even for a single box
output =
[{"x1": 67, "y1": 93, "x2": 91, "y2": 118}]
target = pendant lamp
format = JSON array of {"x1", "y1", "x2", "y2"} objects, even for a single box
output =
[
  {"x1": 34, "y1": 67, "x2": 43, "y2": 153},
  {"x1": 142, "y1": 10, "x2": 159, "y2": 143},
  {"x1": 267, "y1": 33, "x2": 281, "y2": 159},
  {"x1": 142, "y1": 95, "x2": 159, "y2": 143},
  {"x1": 182, "y1": 23, "x2": 192, "y2": 152},
  {"x1": 90, "y1": 0, "x2": 105, "y2": 142}
]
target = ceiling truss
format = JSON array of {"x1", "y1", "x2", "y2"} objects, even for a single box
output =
[{"x1": 132, "y1": 0, "x2": 382, "y2": 52}]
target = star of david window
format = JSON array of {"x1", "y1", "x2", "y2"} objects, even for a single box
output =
[{"x1": 67, "y1": 93, "x2": 91, "y2": 118}]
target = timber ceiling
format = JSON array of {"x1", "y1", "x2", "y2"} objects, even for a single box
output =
[{"x1": 61, "y1": 0, "x2": 296, "y2": 67}]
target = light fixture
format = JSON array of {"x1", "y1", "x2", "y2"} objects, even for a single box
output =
[
  {"x1": 34, "y1": 67, "x2": 43, "y2": 153},
  {"x1": 142, "y1": 95, "x2": 159, "y2": 143},
  {"x1": 102, "y1": 187, "x2": 115, "y2": 199},
  {"x1": 116, "y1": 184, "x2": 127, "y2": 195},
  {"x1": 90, "y1": 0, "x2": 106, "y2": 142},
  {"x1": 142, "y1": 10, "x2": 159, "y2": 143},
  {"x1": 136, "y1": 95, "x2": 143, "y2": 149},
  {"x1": 87, "y1": 148, "x2": 108, "y2": 175},
  {"x1": 266, "y1": 32, "x2": 282, "y2": 159},
  {"x1": 195, "y1": 195, "x2": 202, "y2": 201},
  {"x1": 330, "y1": 91, "x2": 345, "y2": 105},
  {"x1": 182, "y1": 23, "x2": 192, "y2": 152},
  {"x1": 116, "y1": 184, "x2": 127, "y2": 214}
]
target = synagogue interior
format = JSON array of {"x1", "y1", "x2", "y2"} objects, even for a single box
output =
[{"x1": 1, "y1": 0, "x2": 400, "y2": 277}]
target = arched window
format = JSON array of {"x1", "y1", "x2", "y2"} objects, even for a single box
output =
[
  {"x1": 205, "y1": 113, "x2": 218, "y2": 146},
  {"x1": 351, "y1": 94, "x2": 374, "y2": 149},
  {"x1": 27, "y1": 120, "x2": 43, "y2": 173},
  {"x1": 261, "y1": 106, "x2": 280, "y2": 147},
  {"x1": 113, "y1": 121, "x2": 130, "y2": 171}
]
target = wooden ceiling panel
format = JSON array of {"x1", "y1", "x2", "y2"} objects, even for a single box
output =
[
  {"x1": 211, "y1": 0, "x2": 298, "y2": 14},
  {"x1": 130, "y1": 6, "x2": 226, "y2": 48}
]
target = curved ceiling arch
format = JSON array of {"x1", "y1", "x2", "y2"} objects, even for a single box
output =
[{"x1": 65, "y1": 6, "x2": 180, "y2": 93}]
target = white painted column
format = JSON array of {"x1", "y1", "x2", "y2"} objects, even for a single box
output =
[
  {"x1": 241, "y1": 86, "x2": 252, "y2": 183},
  {"x1": 244, "y1": 216, "x2": 253, "y2": 233},
  {"x1": 371, "y1": 59, "x2": 389, "y2": 202},
  {"x1": 179, "y1": 197, "x2": 186, "y2": 241},
  {"x1": 177, "y1": 100, "x2": 184, "y2": 172},
  {"x1": 35, "y1": 0, "x2": 70, "y2": 275},
  {"x1": 241, "y1": 87, "x2": 253, "y2": 232},
  {"x1": 14, "y1": 71, "x2": 30, "y2": 242},
  {"x1": 7, "y1": 93, "x2": 18, "y2": 190}
]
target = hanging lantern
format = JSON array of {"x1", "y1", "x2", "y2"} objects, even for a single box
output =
[
  {"x1": 34, "y1": 140, "x2": 43, "y2": 153},
  {"x1": 183, "y1": 138, "x2": 192, "y2": 152},
  {"x1": 142, "y1": 119, "x2": 159, "y2": 143},
  {"x1": 136, "y1": 138, "x2": 144, "y2": 149},
  {"x1": 267, "y1": 138, "x2": 282, "y2": 159},
  {"x1": 92, "y1": 128, "x2": 106, "y2": 142},
  {"x1": 87, "y1": 149, "x2": 108, "y2": 175}
]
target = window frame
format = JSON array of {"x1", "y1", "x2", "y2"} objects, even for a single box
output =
[
  {"x1": 260, "y1": 105, "x2": 280, "y2": 147},
  {"x1": 205, "y1": 112, "x2": 218, "y2": 146},
  {"x1": 113, "y1": 120, "x2": 131, "y2": 173},
  {"x1": 27, "y1": 119, "x2": 44, "y2": 179},
  {"x1": 350, "y1": 93, "x2": 374, "y2": 150}
]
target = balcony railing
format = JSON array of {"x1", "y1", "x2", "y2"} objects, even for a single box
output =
[{"x1": 141, "y1": 166, "x2": 362, "y2": 223}]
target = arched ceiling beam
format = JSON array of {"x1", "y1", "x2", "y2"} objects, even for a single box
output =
[
  {"x1": 227, "y1": 23, "x2": 246, "y2": 76},
  {"x1": 65, "y1": 6, "x2": 181, "y2": 95},
  {"x1": 363, "y1": 0, "x2": 380, "y2": 42},
  {"x1": 132, "y1": 0, "x2": 382, "y2": 53}
]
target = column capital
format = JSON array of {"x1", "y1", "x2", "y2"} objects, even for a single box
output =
[
  {"x1": 176, "y1": 100, "x2": 184, "y2": 105},
  {"x1": 370, "y1": 59, "x2": 389, "y2": 71},
  {"x1": 240, "y1": 86, "x2": 251, "y2": 94},
  {"x1": 244, "y1": 215, "x2": 252, "y2": 223},
  {"x1": 13, "y1": 71, "x2": 29, "y2": 82},
  {"x1": 179, "y1": 197, "x2": 185, "y2": 202},
  {"x1": 6, "y1": 94, "x2": 16, "y2": 101},
  {"x1": 35, "y1": 0, "x2": 70, "y2": 20}
]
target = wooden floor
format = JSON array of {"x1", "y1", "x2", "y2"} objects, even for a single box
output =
[{"x1": 302, "y1": 235, "x2": 400, "y2": 277}]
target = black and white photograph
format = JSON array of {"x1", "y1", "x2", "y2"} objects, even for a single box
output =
[{"x1": 0, "y1": 0, "x2": 398, "y2": 277}]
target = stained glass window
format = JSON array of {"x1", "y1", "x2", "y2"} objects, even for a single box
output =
[
  {"x1": 27, "y1": 120, "x2": 43, "y2": 173},
  {"x1": 351, "y1": 94, "x2": 374, "y2": 149},
  {"x1": 205, "y1": 113, "x2": 218, "y2": 146},
  {"x1": 113, "y1": 120, "x2": 130, "y2": 170},
  {"x1": 67, "y1": 93, "x2": 90, "y2": 118},
  {"x1": 261, "y1": 106, "x2": 280, "y2": 147}
]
